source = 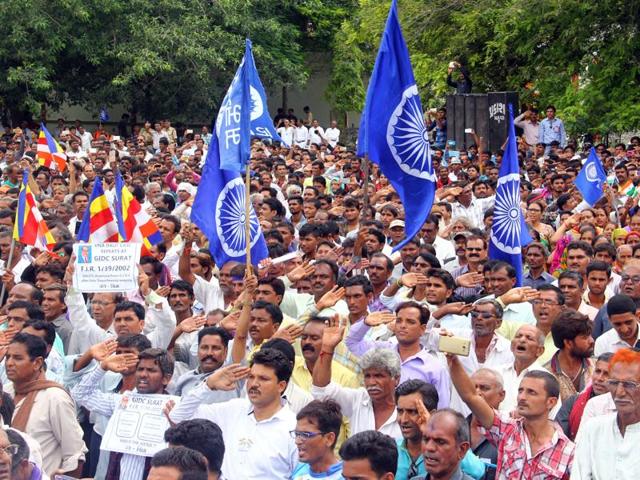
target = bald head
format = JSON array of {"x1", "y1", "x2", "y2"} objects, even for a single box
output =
[
  {"x1": 470, "y1": 368, "x2": 505, "y2": 409},
  {"x1": 512, "y1": 325, "x2": 546, "y2": 364}
]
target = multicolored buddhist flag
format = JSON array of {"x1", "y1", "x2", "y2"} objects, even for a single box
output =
[
  {"x1": 114, "y1": 171, "x2": 163, "y2": 253},
  {"x1": 13, "y1": 172, "x2": 56, "y2": 252},
  {"x1": 76, "y1": 177, "x2": 119, "y2": 243},
  {"x1": 37, "y1": 123, "x2": 67, "y2": 171}
]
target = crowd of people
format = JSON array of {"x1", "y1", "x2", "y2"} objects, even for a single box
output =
[{"x1": 0, "y1": 108, "x2": 638, "y2": 480}]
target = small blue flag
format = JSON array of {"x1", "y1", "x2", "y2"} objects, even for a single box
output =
[
  {"x1": 191, "y1": 129, "x2": 268, "y2": 267},
  {"x1": 99, "y1": 107, "x2": 110, "y2": 123},
  {"x1": 575, "y1": 147, "x2": 607, "y2": 206},
  {"x1": 217, "y1": 39, "x2": 285, "y2": 171},
  {"x1": 357, "y1": 0, "x2": 436, "y2": 252},
  {"x1": 489, "y1": 104, "x2": 532, "y2": 286}
]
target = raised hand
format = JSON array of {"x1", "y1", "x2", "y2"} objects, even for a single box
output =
[
  {"x1": 138, "y1": 266, "x2": 151, "y2": 296},
  {"x1": 272, "y1": 324, "x2": 304, "y2": 343},
  {"x1": 179, "y1": 315, "x2": 207, "y2": 333},
  {"x1": 400, "y1": 273, "x2": 421, "y2": 288},
  {"x1": 100, "y1": 353, "x2": 139, "y2": 373},
  {"x1": 155, "y1": 285, "x2": 171, "y2": 297},
  {"x1": 89, "y1": 338, "x2": 118, "y2": 362},
  {"x1": 415, "y1": 397, "x2": 431, "y2": 427},
  {"x1": 456, "y1": 272, "x2": 484, "y2": 288},
  {"x1": 321, "y1": 314, "x2": 345, "y2": 351},
  {"x1": 500, "y1": 286, "x2": 540, "y2": 306},
  {"x1": 364, "y1": 311, "x2": 396, "y2": 327},
  {"x1": 206, "y1": 364, "x2": 251, "y2": 391},
  {"x1": 316, "y1": 286, "x2": 346, "y2": 311},
  {"x1": 440, "y1": 302, "x2": 474, "y2": 316},
  {"x1": 219, "y1": 310, "x2": 241, "y2": 332},
  {"x1": 287, "y1": 260, "x2": 315, "y2": 283}
]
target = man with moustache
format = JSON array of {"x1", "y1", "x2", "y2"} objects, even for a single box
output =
[
  {"x1": 532, "y1": 285, "x2": 566, "y2": 364},
  {"x1": 543, "y1": 310, "x2": 595, "y2": 401},
  {"x1": 312, "y1": 317, "x2": 402, "y2": 438},
  {"x1": 572, "y1": 348, "x2": 640, "y2": 479},
  {"x1": 169, "y1": 349, "x2": 298, "y2": 479},
  {"x1": 412, "y1": 409, "x2": 475, "y2": 480},
  {"x1": 169, "y1": 326, "x2": 239, "y2": 398},
  {"x1": 494, "y1": 325, "x2": 556, "y2": 416},
  {"x1": 451, "y1": 235, "x2": 487, "y2": 300},
  {"x1": 395, "y1": 380, "x2": 485, "y2": 480},
  {"x1": 292, "y1": 316, "x2": 359, "y2": 391},
  {"x1": 448, "y1": 346, "x2": 574, "y2": 479}
]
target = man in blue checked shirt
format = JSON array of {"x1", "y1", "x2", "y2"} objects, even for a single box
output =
[{"x1": 538, "y1": 105, "x2": 566, "y2": 152}]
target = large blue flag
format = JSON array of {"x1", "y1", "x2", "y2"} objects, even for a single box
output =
[
  {"x1": 191, "y1": 129, "x2": 268, "y2": 268},
  {"x1": 489, "y1": 104, "x2": 532, "y2": 286},
  {"x1": 575, "y1": 147, "x2": 607, "y2": 206},
  {"x1": 217, "y1": 39, "x2": 284, "y2": 171},
  {"x1": 357, "y1": 0, "x2": 436, "y2": 252}
]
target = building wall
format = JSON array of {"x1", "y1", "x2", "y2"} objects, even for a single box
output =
[{"x1": 47, "y1": 54, "x2": 361, "y2": 133}]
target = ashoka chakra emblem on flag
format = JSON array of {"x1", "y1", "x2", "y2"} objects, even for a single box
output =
[
  {"x1": 215, "y1": 178, "x2": 261, "y2": 257},
  {"x1": 586, "y1": 163, "x2": 598, "y2": 182},
  {"x1": 491, "y1": 174, "x2": 522, "y2": 254},
  {"x1": 386, "y1": 85, "x2": 435, "y2": 180}
]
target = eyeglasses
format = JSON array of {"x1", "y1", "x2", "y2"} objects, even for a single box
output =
[
  {"x1": 606, "y1": 379, "x2": 640, "y2": 391},
  {"x1": 0, "y1": 444, "x2": 19, "y2": 456},
  {"x1": 289, "y1": 430, "x2": 325, "y2": 441},
  {"x1": 466, "y1": 247, "x2": 483, "y2": 252},
  {"x1": 620, "y1": 275, "x2": 640, "y2": 283},
  {"x1": 530, "y1": 299, "x2": 560, "y2": 306},
  {"x1": 91, "y1": 300, "x2": 115, "y2": 306}
]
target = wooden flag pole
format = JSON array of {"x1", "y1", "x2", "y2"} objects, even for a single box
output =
[
  {"x1": 245, "y1": 165, "x2": 252, "y2": 269},
  {"x1": 0, "y1": 238, "x2": 16, "y2": 303}
]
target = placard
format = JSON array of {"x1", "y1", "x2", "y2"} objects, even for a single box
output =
[
  {"x1": 73, "y1": 242, "x2": 141, "y2": 292},
  {"x1": 101, "y1": 392, "x2": 179, "y2": 457}
]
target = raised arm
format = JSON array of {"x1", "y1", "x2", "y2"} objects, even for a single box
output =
[
  {"x1": 312, "y1": 315, "x2": 344, "y2": 388},
  {"x1": 231, "y1": 273, "x2": 257, "y2": 364},
  {"x1": 447, "y1": 353, "x2": 495, "y2": 429}
]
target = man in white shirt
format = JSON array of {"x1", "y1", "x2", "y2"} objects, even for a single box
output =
[
  {"x1": 494, "y1": 325, "x2": 556, "y2": 416},
  {"x1": 294, "y1": 119, "x2": 309, "y2": 148},
  {"x1": 276, "y1": 118, "x2": 295, "y2": 146},
  {"x1": 77, "y1": 124, "x2": 94, "y2": 151},
  {"x1": 311, "y1": 321, "x2": 401, "y2": 438},
  {"x1": 324, "y1": 120, "x2": 340, "y2": 148},
  {"x1": 308, "y1": 120, "x2": 325, "y2": 147},
  {"x1": 169, "y1": 349, "x2": 298, "y2": 480},
  {"x1": 595, "y1": 294, "x2": 640, "y2": 356},
  {"x1": 421, "y1": 215, "x2": 456, "y2": 267},
  {"x1": 572, "y1": 348, "x2": 640, "y2": 479}
]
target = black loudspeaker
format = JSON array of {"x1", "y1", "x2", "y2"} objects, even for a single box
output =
[{"x1": 445, "y1": 92, "x2": 518, "y2": 153}]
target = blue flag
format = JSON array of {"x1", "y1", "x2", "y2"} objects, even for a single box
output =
[
  {"x1": 99, "y1": 107, "x2": 110, "y2": 123},
  {"x1": 357, "y1": 0, "x2": 436, "y2": 252},
  {"x1": 217, "y1": 39, "x2": 284, "y2": 171},
  {"x1": 191, "y1": 131, "x2": 268, "y2": 267},
  {"x1": 575, "y1": 147, "x2": 607, "y2": 206},
  {"x1": 488, "y1": 104, "x2": 531, "y2": 286}
]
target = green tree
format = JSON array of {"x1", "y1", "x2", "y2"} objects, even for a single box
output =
[
  {"x1": 329, "y1": 0, "x2": 640, "y2": 135},
  {"x1": 0, "y1": 0, "x2": 310, "y2": 122}
]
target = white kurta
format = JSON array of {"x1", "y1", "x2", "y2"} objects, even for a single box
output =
[{"x1": 572, "y1": 413, "x2": 640, "y2": 480}]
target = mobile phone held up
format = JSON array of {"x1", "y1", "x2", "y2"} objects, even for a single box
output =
[{"x1": 438, "y1": 335, "x2": 471, "y2": 357}]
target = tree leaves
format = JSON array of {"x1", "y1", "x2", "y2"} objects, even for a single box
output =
[{"x1": 329, "y1": 0, "x2": 640, "y2": 135}]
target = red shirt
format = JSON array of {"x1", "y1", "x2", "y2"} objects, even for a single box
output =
[{"x1": 484, "y1": 410, "x2": 574, "y2": 479}]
